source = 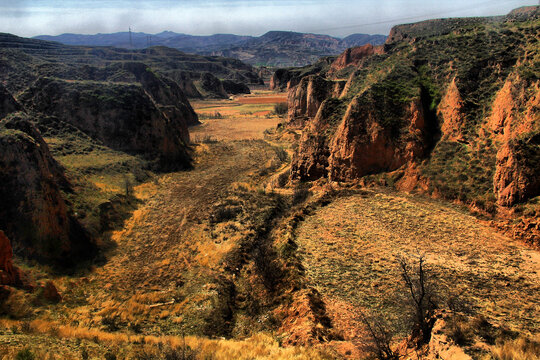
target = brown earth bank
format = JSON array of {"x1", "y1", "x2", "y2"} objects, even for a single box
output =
[{"x1": 282, "y1": 6, "x2": 540, "y2": 247}]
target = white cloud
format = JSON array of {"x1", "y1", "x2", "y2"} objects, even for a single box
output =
[{"x1": 0, "y1": 0, "x2": 537, "y2": 37}]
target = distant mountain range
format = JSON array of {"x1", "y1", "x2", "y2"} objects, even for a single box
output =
[{"x1": 34, "y1": 31, "x2": 387, "y2": 67}]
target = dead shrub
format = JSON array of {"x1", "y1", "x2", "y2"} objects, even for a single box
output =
[
  {"x1": 398, "y1": 255, "x2": 438, "y2": 346},
  {"x1": 292, "y1": 184, "x2": 310, "y2": 205},
  {"x1": 358, "y1": 310, "x2": 400, "y2": 360}
]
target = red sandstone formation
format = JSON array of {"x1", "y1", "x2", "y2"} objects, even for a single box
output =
[{"x1": 329, "y1": 44, "x2": 381, "y2": 73}]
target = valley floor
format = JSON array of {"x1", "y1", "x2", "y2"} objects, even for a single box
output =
[{"x1": 1, "y1": 91, "x2": 538, "y2": 360}]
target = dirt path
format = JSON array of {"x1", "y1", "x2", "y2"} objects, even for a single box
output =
[{"x1": 51, "y1": 94, "x2": 293, "y2": 335}]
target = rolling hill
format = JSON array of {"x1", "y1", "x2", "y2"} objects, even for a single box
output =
[{"x1": 35, "y1": 31, "x2": 387, "y2": 67}]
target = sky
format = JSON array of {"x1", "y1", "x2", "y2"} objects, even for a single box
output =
[{"x1": 1, "y1": 0, "x2": 538, "y2": 38}]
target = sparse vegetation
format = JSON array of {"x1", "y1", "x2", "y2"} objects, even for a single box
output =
[{"x1": 490, "y1": 334, "x2": 540, "y2": 360}]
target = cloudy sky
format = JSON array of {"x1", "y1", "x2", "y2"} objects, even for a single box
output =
[{"x1": 1, "y1": 0, "x2": 537, "y2": 38}]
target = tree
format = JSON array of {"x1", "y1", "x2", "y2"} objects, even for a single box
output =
[{"x1": 398, "y1": 255, "x2": 437, "y2": 346}]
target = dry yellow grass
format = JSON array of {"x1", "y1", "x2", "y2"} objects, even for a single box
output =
[
  {"x1": 488, "y1": 334, "x2": 540, "y2": 360},
  {"x1": 294, "y1": 188, "x2": 540, "y2": 348},
  {"x1": 0, "y1": 320, "x2": 327, "y2": 359}
]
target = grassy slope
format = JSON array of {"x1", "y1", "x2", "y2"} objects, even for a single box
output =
[{"x1": 294, "y1": 188, "x2": 539, "y2": 354}]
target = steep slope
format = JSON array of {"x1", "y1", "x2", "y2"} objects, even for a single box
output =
[
  {"x1": 285, "y1": 6, "x2": 540, "y2": 244},
  {"x1": 0, "y1": 113, "x2": 96, "y2": 265},
  {"x1": 18, "y1": 78, "x2": 192, "y2": 170}
]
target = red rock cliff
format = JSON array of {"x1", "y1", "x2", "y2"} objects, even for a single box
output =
[
  {"x1": 328, "y1": 96, "x2": 427, "y2": 181},
  {"x1": 329, "y1": 44, "x2": 381, "y2": 73},
  {"x1": 287, "y1": 75, "x2": 345, "y2": 127}
]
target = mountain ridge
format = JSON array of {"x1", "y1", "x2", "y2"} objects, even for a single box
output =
[{"x1": 34, "y1": 30, "x2": 387, "y2": 67}]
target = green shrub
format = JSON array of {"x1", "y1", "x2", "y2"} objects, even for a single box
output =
[
  {"x1": 104, "y1": 351, "x2": 117, "y2": 360},
  {"x1": 15, "y1": 349, "x2": 35, "y2": 360},
  {"x1": 273, "y1": 102, "x2": 288, "y2": 115}
]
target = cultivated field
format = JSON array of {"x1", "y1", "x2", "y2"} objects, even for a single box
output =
[{"x1": 190, "y1": 91, "x2": 287, "y2": 140}]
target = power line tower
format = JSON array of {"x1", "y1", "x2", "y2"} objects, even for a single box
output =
[{"x1": 129, "y1": 26, "x2": 133, "y2": 48}]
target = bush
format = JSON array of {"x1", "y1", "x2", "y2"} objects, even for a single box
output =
[
  {"x1": 274, "y1": 146, "x2": 288, "y2": 162},
  {"x1": 104, "y1": 351, "x2": 117, "y2": 360},
  {"x1": 15, "y1": 349, "x2": 35, "y2": 360},
  {"x1": 277, "y1": 171, "x2": 289, "y2": 188},
  {"x1": 292, "y1": 185, "x2": 310, "y2": 205},
  {"x1": 273, "y1": 102, "x2": 288, "y2": 115}
]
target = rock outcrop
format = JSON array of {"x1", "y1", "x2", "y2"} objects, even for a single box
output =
[
  {"x1": 222, "y1": 80, "x2": 250, "y2": 95},
  {"x1": 290, "y1": 98, "x2": 343, "y2": 180},
  {"x1": 168, "y1": 72, "x2": 203, "y2": 98},
  {"x1": 287, "y1": 75, "x2": 345, "y2": 127},
  {"x1": 438, "y1": 78, "x2": 465, "y2": 141},
  {"x1": 493, "y1": 135, "x2": 540, "y2": 206},
  {"x1": 0, "y1": 114, "x2": 96, "y2": 265},
  {"x1": 270, "y1": 68, "x2": 294, "y2": 91},
  {"x1": 122, "y1": 62, "x2": 200, "y2": 126},
  {"x1": 0, "y1": 85, "x2": 21, "y2": 119},
  {"x1": 0, "y1": 231, "x2": 18, "y2": 286},
  {"x1": 328, "y1": 96, "x2": 427, "y2": 181},
  {"x1": 270, "y1": 57, "x2": 335, "y2": 92},
  {"x1": 19, "y1": 77, "x2": 192, "y2": 170},
  {"x1": 199, "y1": 72, "x2": 228, "y2": 98},
  {"x1": 329, "y1": 44, "x2": 380, "y2": 73},
  {"x1": 488, "y1": 71, "x2": 540, "y2": 206},
  {"x1": 489, "y1": 75, "x2": 539, "y2": 140}
]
